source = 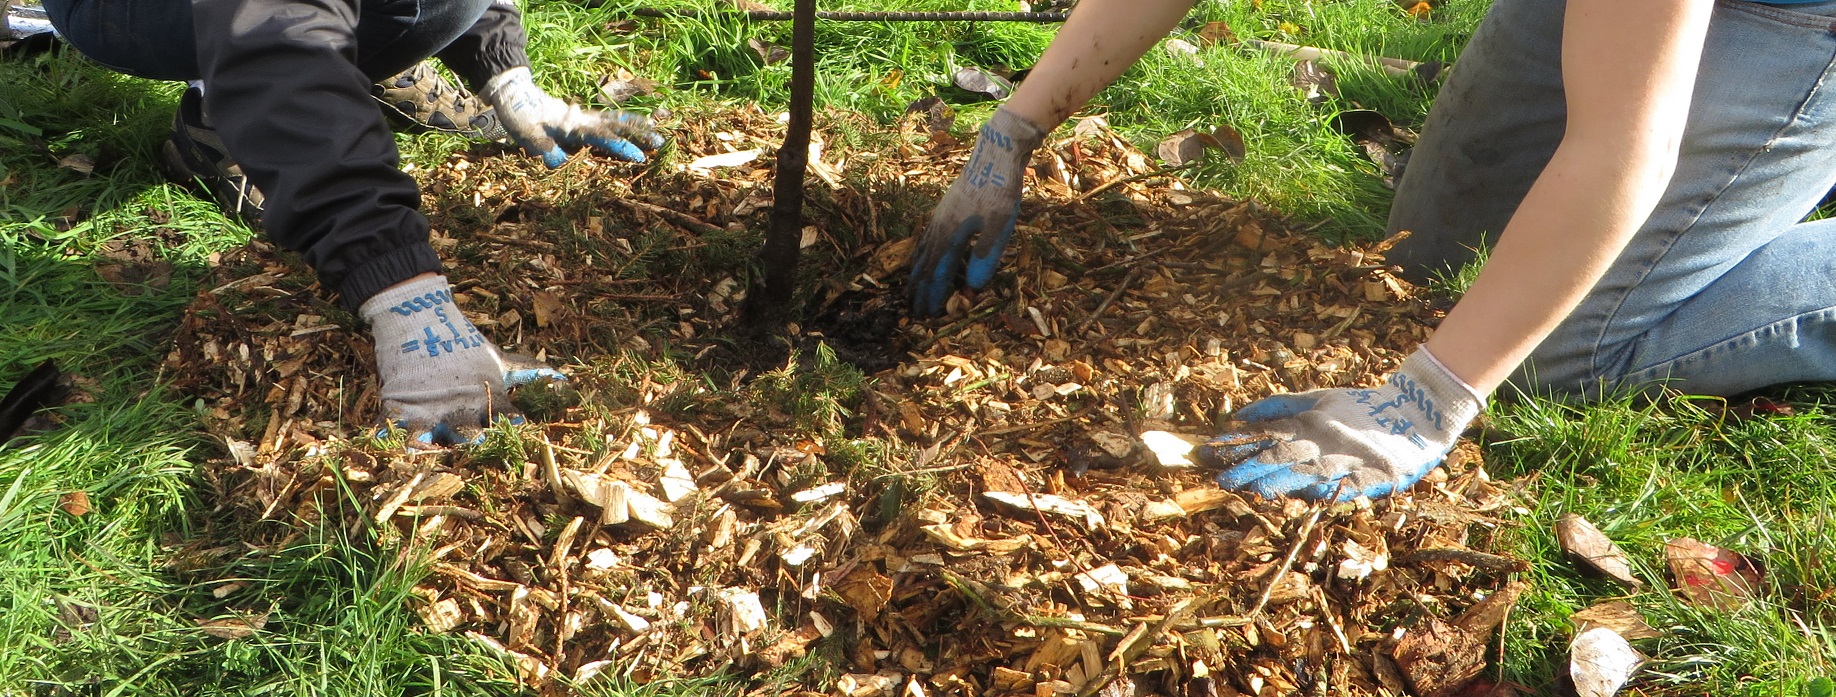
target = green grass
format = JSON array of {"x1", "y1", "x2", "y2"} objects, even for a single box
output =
[
  {"x1": 6, "y1": 0, "x2": 1836, "y2": 694},
  {"x1": 1484, "y1": 391, "x2": 1836, "y2": 692}
]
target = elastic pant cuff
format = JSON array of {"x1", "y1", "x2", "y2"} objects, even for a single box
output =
[{"x1": 336, "y1": 242, "x2": 445, "y2": 311}]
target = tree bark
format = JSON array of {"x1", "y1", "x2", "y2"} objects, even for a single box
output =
[{"x1": 740, "y1": 0, "x2": 816, "y2": 334}]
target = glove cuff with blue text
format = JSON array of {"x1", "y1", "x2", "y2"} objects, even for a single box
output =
[
  {"x1": 1385, "y1": 345, "x2": 1485, "y2": 451},
  {"x1": 984, "y1": 107, "x2": 1048, "y2": 158},
  {"x1": 360, "y1": 274, "x2": 508, "y2": 435}
]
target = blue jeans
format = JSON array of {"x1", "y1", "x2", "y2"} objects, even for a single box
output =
[
  {"x1": 42, "y1": 0, "x2": 491, "y2": 82},
  {"x1": 1389, "y1": 0, "x2": 1836, "y2": 397}
]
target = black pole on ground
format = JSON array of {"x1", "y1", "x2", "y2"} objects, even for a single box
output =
[{"x1": 740, "y1": 0, "x2": 816, "y2": 336}]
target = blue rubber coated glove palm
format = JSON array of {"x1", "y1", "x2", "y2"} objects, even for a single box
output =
[
  {"x1": 361, "y1": 275, "x2": 566, "y2": 449},
  {"x1": 1201, "y1": 347, "x2": 1483, "y2": 501},
  {"x1": 481, "y1": 67, "x2": 665, "y2": 168},
  {"x1": 909, "y1": 107, "x2": 1046, "y2": 316}
]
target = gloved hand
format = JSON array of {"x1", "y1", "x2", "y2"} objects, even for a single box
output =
[
  {"x1": 480, "y1": 67, "x2": 665, "y2": 168},
  {"x1": 361, "y1": 274, "x2": 565, "y2": 448},
  {"x1": 909, "y1": 107, "x2": 1046, "y2": 316},
  {"x1": 1201, "y1": 347, "x2": 1484, "y2": 501}
]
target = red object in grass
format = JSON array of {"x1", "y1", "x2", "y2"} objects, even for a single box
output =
[{"x1": 1665, "y1": 537, "x2": 1761, "y2": 611}]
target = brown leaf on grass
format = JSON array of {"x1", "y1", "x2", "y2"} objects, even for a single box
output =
[
  {"x1": 952, "y1": 67, "x2": 1013, "y2": 101},
  {"x1": 51, "y1": 600, "x2": 99, "y2": 645},
  {"x1": 1211, "y1": 124, "x2": 1247, "y2": 163},
  {"x1": 1570, "y1": 600, "x2": 1663, "y2": 640},
  {"x1": 196, "y1": 610, "x2": 269, "y2": 639},
  {"x1": 1556, "y1": 513, "x2": 1643, "y2": 588},
  {"x1": 57, "y1": 153, "x2": 95, "y2": 175},
  {"x1": 748, "y1": 37, "x2": 790, "y2": 65},
  {"x1": 1290, "y1": 60, "x2": 1338, "y2": 104},
  {"x1": 1452, "y1": 580, "x2": 1528, "y2": 633},
  {"x1": 1330, "y1": 109, "x2": 1411, "y2": 186},
  {"x1": 1156, "y1": 129, "x2": 1223, "y2": 167},
  {"x1": 599, "y1": 74, "x2": 658, "y2": 105},
  {"x1": 1665, "y1": 537, "x2": 1760, "y2": 610},
  {"x1": 1196, "y1": 21, "x2": 1236, "y2": 46},
  {"x1": 1390, "y1": 581, "x2": 1527, "y2": 697},
  {"x1": 58, "y1": 491, "x2": 89, "y2": 517}
]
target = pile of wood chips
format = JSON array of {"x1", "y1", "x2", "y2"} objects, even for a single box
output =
[{"x1": 161, "y1": 102, "x2": 1531, "y2": 697}]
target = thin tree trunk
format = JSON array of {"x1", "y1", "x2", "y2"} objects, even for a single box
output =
[{"x1": 740, "y1": 0, "x2": 816, "y2": 334}]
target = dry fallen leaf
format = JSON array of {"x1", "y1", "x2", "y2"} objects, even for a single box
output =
[
  {"x1": 1556, "y1": 513, "x2": 1643, "y2": 588},
  {"x1": 56, "y1": 153, "x2": 95, "y2": 175},
  {"x1": 58, "y1": 491, "x2": 89, "y2": 517},
  {"x1": 1665, "y1": 537, "x2": 1760, "y2": 610},
  {"x1": 952, "y1": 67, "x2": 1013, "y2": 101},
  {"x1": 1163, "y1": 38, "x2": 1202, "y2": 64},
  {"x1": 599, "y1": 76, "x2": 658, "y2": 105},
  {"x1": 1156, "y1": 129, "x2": 1223, "y2": 167},
  {"x1": 1211, "y1": 124, "x2": 1247, "y2": 163},
  {"x1": 1196, "y1": 20, "x2": 1236, "y2": 46},
  {"x1": 1453, "y1": 580, "x2": 1528, "y2": 634},
  {"x1": 1569, "y1": 627, "x2": 1642, "y2": 697},
  {"x1": 748, "y1": 37, "x2": 790, "y2": 65},
  {"x1": 1570, "y1": 600, "x2": 1663, "y2": 641},
  {"x1": 871, "y1": 238, "x2": 916, "y2": 277},
  {"x1": 835, "y1": 567, "x2": 893, "y2": 618},
  {"x1": 1290, "y1": 60, "x2": 1339, "y2": 104},
  {"x1": 196, "y1": 611, "x2": 269, "y2": 639}
]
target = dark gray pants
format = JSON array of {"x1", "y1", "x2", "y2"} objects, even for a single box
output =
[{"x1": 43, "y1": 0, "x2": 526, "y2": 307}]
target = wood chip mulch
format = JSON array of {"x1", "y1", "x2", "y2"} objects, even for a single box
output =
[{"x1": 159, "y1": 103, "x2": 1532, "y2": 697}]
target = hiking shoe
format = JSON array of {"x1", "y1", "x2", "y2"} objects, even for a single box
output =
[
  {"x1": 373, "y1": 61, "x2": 506, "y2": 139},
  {"x1": 160, "y1": 85, "x2": 266, "y2": 227}
]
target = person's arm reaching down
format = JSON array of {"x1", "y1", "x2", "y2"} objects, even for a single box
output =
[
  {"x1": 908, "y1": 0, "x2": 1196, "y2": 315},
  {"x1": 1205, "y1": 0, "x2": 1716, "y2": 501},
  {"x1": 1426, "y1": 0, "x2": 1713, "y2": 393}
]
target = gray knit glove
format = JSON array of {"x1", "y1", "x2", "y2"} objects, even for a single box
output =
[
  {"x1": 361, "y1": 275, "x2": 564, "y2": 448},
  {"x1": 1202, "y1": 347, "x2": 1484, "y2": 501},
  {"x1": 480, "y1": 67, "x2": 664, "y2": 167},
  {"x1": 909, "y1": 107, "x2": 1046, "y2": 316}
]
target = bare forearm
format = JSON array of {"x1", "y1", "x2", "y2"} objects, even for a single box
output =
[
  {"x1": 1422, "y1": 0, "x2": 1711, "y2": 394},
  {"x1": 1003, "y1": 0, "x2": 1195, "y2": 128},
  {"x1": 1426, "y1": 140, "x2": 1676, "y2": 392}
]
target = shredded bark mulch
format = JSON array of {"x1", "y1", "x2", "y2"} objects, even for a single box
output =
[{"x1": 161, "y1": 103, "x2": 1530, "y2": 697}]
